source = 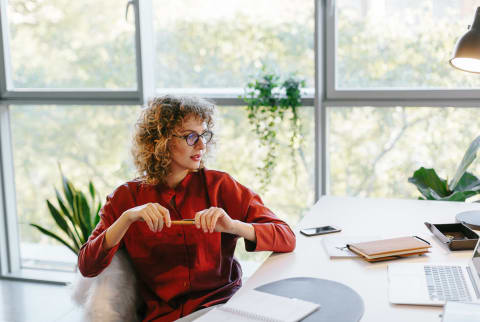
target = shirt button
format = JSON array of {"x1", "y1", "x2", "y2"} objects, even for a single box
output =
[{"x1": 183, "y1": 282, "x2": 187, "y2": 287}]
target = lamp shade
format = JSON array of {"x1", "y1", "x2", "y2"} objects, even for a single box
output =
[{"x1": 450, "y1": 7, "x2": 480, "y2": 73}]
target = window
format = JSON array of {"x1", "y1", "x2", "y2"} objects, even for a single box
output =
[
  {"x1": 3, "y1": 0, "x2": 478, "y2": 285},
  {"x1": 334, "y1": 0, "x2": 480, "y2": 90},
  {"x1": 211, "y1": 105, "x2": 315, "y2": 273},
  {"x1": 0, "y1": 0, "x2": 316, "y2": 282},
  {"x1": 10, "y1": 105, "x2": 139, "y2": 271},
  {"x1": 325, "y1": 1, "x2": 480, "y2": 200},
  {"x1": 9, "y1": 104, "x2": 315, "y2": 274},
  {"x1": 210, "y1": 106, "x2": 315, "y2": 226},
  {"x1": 7, "y1": 0, "x2": 136, "y2": 89},
  {"x1": 327, "y1": 106, "x2": 480, "y2": 198},
  {"x1": 152, "y1": 0, "x2": 314, "y2": 90}
]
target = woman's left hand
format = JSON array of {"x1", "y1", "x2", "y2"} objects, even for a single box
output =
[{"x1": 194, "y1": 207, "x2": 236, "y2": 234}]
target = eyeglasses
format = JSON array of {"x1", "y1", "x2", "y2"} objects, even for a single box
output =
[{"x1": 173, "y1": 130, "x2": 213, "y2": 146}]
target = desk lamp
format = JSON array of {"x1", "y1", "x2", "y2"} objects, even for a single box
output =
[
  {"x1": 450, "y1": 7, "x2": 480, "y2": 229},
  {"x1": 450, "y1": 7, "x2": 480, "y2": 73}
]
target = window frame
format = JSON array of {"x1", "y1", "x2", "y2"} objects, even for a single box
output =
[
  {"x1": 5, "y1": 0, "x2": 477, "y2": 284},
  {"x1": 322, "y1": 0, "x2": 480, "y2": 198},
  {"x1": 0, "y1": 0, "x2": 154, "y2": 284},
  {"x1": 324, "y1": 0, "x2": 480, "y2": 103},
  {"x1": 0, "y1": 0, "x2": 321, "y2": 284}
]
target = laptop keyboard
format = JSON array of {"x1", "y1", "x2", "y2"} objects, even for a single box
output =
[{"x1": 424, "y1": 265, "x2": 472, "y2": 302}]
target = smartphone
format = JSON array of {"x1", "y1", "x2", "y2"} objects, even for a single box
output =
[{"x1": 300, "y1": 225, "x2": 341, "y2": 236}]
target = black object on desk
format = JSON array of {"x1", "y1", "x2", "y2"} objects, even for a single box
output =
[
  {"x1": 255, "y1": 277, "x2": 364, "y2": 322},
  {"x1": 425, "y1": 222, "x2": 479, "y2": 250}
]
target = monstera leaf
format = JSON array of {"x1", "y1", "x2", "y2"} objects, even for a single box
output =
[
  {"x1": 408, "y1": 136, "x2": 480, "y2": 202},
  {"x1": 408, "y1": 168, "x2": 480, "y2": 201}
]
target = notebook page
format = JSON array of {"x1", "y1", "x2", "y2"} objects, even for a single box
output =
[
  {"x1": 322, "y1": 235, "x2": 382, "y2": 258},
  {"x1": 194, "y1": 289, "x2": 320, "y2": 322},
  {"x1": 193, "y1": 307, "x2": 260, "y2": 322}
]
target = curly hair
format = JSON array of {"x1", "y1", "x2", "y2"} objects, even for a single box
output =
[{"x1": 131, "y1": 95, "x2": 215, "y2": 185}]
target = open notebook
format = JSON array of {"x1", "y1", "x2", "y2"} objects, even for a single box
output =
[{"x1": 194, "y1": 289, "x2": 320, "y2": 322}]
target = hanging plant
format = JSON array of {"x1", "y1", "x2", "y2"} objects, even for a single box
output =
[{"x1": 242, "y1": 72, "x2": 305, "y2": 191}]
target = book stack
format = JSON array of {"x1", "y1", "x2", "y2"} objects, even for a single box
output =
[{"x1": 347, "y1": 236, "x2": 431, "y2": 262}]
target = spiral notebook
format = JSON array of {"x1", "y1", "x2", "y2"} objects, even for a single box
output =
[{"x1": 193, "y1": 289, "x2": 320, "y2": 322}]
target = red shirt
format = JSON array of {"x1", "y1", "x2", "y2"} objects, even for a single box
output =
[{"x1": 78, "y1": 169, "x2": 296, "y2": 321}]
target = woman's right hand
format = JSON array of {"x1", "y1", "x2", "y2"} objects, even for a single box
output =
[{"x1": 124, "y1": 203, "x2": 171, "y2": 232}]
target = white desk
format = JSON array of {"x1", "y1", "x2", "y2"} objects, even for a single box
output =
[{"x1": 239, "y1": 196, "x2": 480, "y2": 322}]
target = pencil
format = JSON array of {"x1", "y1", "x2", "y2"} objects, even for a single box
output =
[{"x1": 171, "y1": 219, "x2": 195, "y2": 225}]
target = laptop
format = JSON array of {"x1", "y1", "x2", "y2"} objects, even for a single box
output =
[{"x1": 388, "y1": 239, "x2": 480, "y2": 306}]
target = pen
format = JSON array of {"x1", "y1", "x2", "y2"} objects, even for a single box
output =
[{"x1": 171, "y1": 219, "x2": 195, "y2": 225}]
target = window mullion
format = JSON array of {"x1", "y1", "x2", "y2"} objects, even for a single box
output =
[
  {"x1": 316, "y1": 0, "x2": 328, "y2": 199},
  {"x1": 0, "y1": 104, "x2": 20, "y2": 275},
  {"x1": 0, "y1": 0, "x2": 13, "y2": 96},
  {"x1": 325, "y1": 0, "x2": 336, "y2": 101},
  {"x1": 134, "y1": 0, "x2": 155, "y2": 105}
]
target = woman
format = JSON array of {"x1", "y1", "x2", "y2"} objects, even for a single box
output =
[{"x1": 78, "y1": 95, "x2": 296, "y2": 321}]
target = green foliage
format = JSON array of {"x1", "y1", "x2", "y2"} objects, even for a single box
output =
[
  {"x1": 336, "y1": 2, "x2": 480, "y2": 89},
  {"x1": 210, "y1": 106, "x2": 315, "y2": 263},
  {"x1": 408, "y1": 136, "x2": 480, "y2": 201},
  {"x1": 241, "y1": 72, "x2": 305, "y2": 191},
  {"x1": 30, "y1": 169, "x2": 102, "y2": 255},
  {"x1": 155, "y1": 10, "x2": 314, "y2": 88},
  {"x1": 9, "y1": 0, "x2": 136, "y2": 88},
  {"x1": 329, "y1": 2, "x2": 480, "y2": 199}
]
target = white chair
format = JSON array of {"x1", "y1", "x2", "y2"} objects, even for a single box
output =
[
  {"x1": 71, "y1": 249, "x2": 217, "y2": 321},
  {"x1": 71, "y1": 249, "x2": 142, "y2": 322}
]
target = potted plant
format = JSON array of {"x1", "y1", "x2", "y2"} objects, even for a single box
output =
[
  {"x1": 241, "y1": 72, "x2": 305, "y2": 191},
  {"x1": 408, "y1": 136, "x2": 480, "y2": 201},
  {"x1": 30, "y1": 171, "x2": 102, "y2": 255}
]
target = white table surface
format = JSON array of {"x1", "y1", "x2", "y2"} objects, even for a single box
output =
[{"x1": 237, "y1": 196, "x2": 480, "y2": 322}]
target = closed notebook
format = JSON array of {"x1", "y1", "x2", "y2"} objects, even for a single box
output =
[
  {"x1": 193, "y1": 289, "x2": 320, "y2": 322},
  {"x1": 347, "y1": 236, "x2": 431, "y2": 261}
]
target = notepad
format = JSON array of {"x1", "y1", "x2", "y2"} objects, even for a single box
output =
[
  {"x1": 322, "y1": 235, "x2": 381, "y2": 258},
  {"x1": 193, "y1": 289, "x2": 320, "y2": 322},
  {"x1": 347, "y1": 236, "x2": 431, "y2": 262}
]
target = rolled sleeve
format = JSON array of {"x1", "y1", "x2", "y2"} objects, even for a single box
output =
[
  {"x1": 203, "y1": 170, "x2": 297, "y2": 253},
  {"x1": 77, "y1": 220, "x2": 122, "y2": 277},
  {"x1": 77, "y1": 187, "x2": 128, "y2": 277},
  {"x1": 244, "y1": 222, "x2": 296, "y2": 253},
  {"x1": 219, "y1": 176, "x2": 296, "y2": 253}
]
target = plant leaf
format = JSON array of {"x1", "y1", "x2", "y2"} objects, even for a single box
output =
[
  {"x1": 94, "y1": 212, "x2": 101, "y2": 227},
  {"x1": 88, "y1": 181, "x2": 95, "y2": 200},
  {"x1": 78, "y1": 192, "x2": 92, "y2": 233},
  {"x1": 453, "y1": 172, "x2": 480, "y2": 192},
  {"x1": 91, "y1": 203, "x2": 100, "y2": 229},
  {"x1": 30, "y1": 224, "x2": 78, "y2": 255},
  {"x1": 438, "y1": 190, "x2": 478, "y2": 202},
  {"x1": 62, "y1": 174, "x2": 75, "y2": 211},
  {"x1": 46, "y1": 200, "x2": 80, "y2": 249},
  {"x1": 55, "y1": 188, "x2": 82, "y2": 247},
  {"x1": 74, "y1": 193, "x2": 89, "y2": 243},
  {"x1": 33, "y1": 168, "x2": 104, "y2": 254},
  {"x1": 408, "y1": 167, "x2": 449, "y2": 198},
  {"x1": 450, "y1": 136, "x2": 480, "y2": 190},
  {"x1": 55, "y1": 188, "x2": 73, "y2": 222},
  {"x1": 46, "y1": 200, "x2": 70, "y2": 234}
]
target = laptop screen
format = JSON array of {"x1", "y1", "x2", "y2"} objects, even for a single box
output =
[{"x1": 473, "y1": 239, "x2": 480, "y2": 275}]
